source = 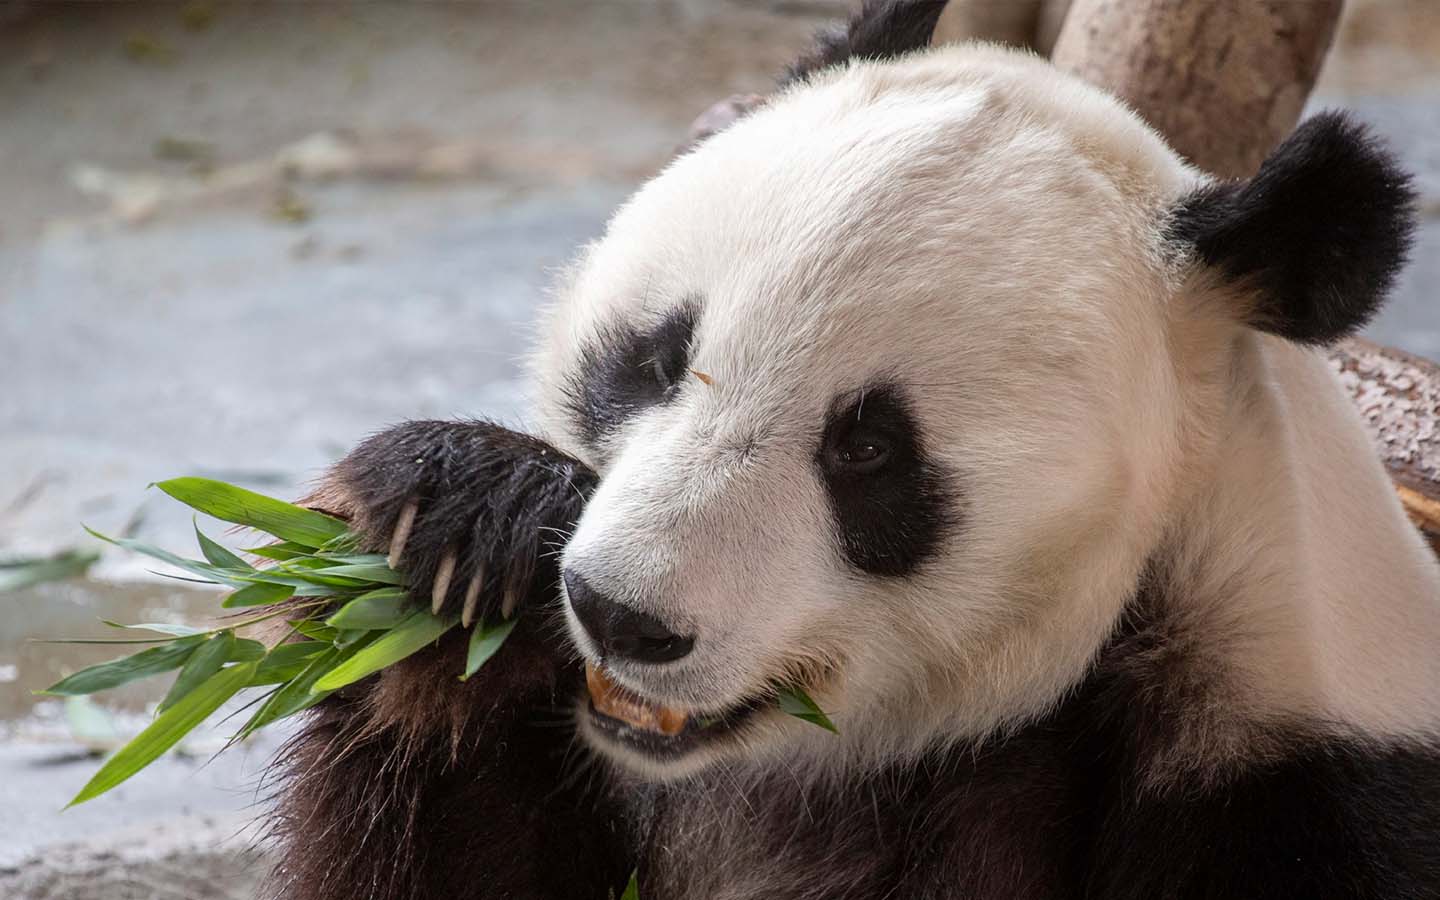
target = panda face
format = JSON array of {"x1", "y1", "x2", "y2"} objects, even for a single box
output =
[{"x1": 532, "y1": 49, "x2": 1201, "y2": 778}]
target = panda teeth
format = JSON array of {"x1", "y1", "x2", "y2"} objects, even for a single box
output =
[{"x1": 585, "y1": 662, "x2": 689, "y2": 737}]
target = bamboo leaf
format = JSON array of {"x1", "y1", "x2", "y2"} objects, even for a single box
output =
[
  {"x1": 776, "y1": 686, "x2": 838, "y2": 734},
  {"x1": 84, "y1": 526, "x2": 246, "y2": 587},
  {"x1": 194, "y1": 521, "x2": 253, "y2": 570},
  {"x1": 333, "y1": 628, "x2": 373, "y2": 649},
  {"x1": 620, "y1": 871, "x2": 640, "y2": 900},
  {"x1": 238, "y1": 639, "x2": 374, "y2": 736},
  {"x1": 100, "y1": 620, "x2": 206, "y2": 638},
  {"x1": 154, "y1": 478, "x2": 347, "y2": 548},
  {"x1": 245, "y1": 642, "x2": 328, "y2": 688},
  {"x1": 289, "y1": 620, "x2": 338, "y2": 643},
  {"x1": 221, "y1": 581, "x2": 295, "y2": 609},
  {"x1": 312, "y1": 564, "x2": 405, "y2": 585},
  {"x1": 67, "y1": 661, "x2": 258, "y2": 806},
  {"x1": 325, "y1": 589, "x2": 409, "y2": 630},
  {"x1": 317, "y1": 532, "x2": 359, "y2": 554},
  {"x1": 261, "y1": 568, "x2": 372, "y2": 589},
  {"x1": 243, "y1": 542, "x2": 313, "y2": 562},
  {"x1": 312, "y1": 612, "x2": 455, "y2": 693},
  {"x1": 230, "y1": 571, "x2": 356, "y2": 596},
  {"x1": 157, "y1": 631, "x2": 235, "y2": 713},
  {"x1": 231, "y1": 638, "x2": 267, "y2": 662},
  {"x1": 460, "y1": 619, "x2": 516, "y2": 681},
  {"x1": 40, "y1": 636, "x2": 207, "y2": 696},
  {"x1": 320, "y1": 553, "x2": 390, "y2": 567}
]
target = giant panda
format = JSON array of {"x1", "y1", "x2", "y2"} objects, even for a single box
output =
[{"x1": 264, "y1": 3, "x2": 1440, "y2": 898}]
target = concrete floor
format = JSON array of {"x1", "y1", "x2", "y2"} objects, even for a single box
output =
[{"x1": 0, "y1": 1, "x2": 1436, "y2": 896}]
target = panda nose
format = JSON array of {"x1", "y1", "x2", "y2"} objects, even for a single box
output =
[{"x1": 564, "y1": 571, "x2": 695, "y2": 664}]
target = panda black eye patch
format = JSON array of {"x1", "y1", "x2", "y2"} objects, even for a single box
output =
[
  {"x1": 566, "y1": 302, "x2": 699, "y2": 448},
  {"x1": 816, "y1": 383, "x2": 957, "y2": 577}
]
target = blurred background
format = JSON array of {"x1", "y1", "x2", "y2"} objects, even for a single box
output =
[{"x1": 0, "y1": 1, "x2": 1435, "y2": 897}]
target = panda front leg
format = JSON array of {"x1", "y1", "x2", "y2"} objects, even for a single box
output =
[{"x1": 265, "y1": 420, "x2": 634, "y2": 900}]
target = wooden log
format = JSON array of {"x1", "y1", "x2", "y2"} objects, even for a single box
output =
[
  {"x1": 933, "y1": 0, "x2": 1071, "y2": 55},
  {"x1": 1332, "y1": 340, "x2": 1440, "y2": 553},
  {"x1": 1050, "y1": 0, "x2": 1342, "y2": 178}
]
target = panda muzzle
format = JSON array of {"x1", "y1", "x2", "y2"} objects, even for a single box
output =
[{"x1": 586, "y1": 662, "x2": 688, "y2": 737}]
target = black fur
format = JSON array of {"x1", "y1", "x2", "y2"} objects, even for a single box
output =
[
  {"x1": 266, "y1": 620, "x2": 633, "y2": 900},
  {"x1": 783, "y1": 0, "x2": 949, "y2": 86},
  {"x1": 1167, "y1": 112, "x2": 1416, "y2": 345},
  {"x1": 1086, "y1": 739, "x2": 1440, "y2": 899},
  {"x1": 565, "y1": 303, "x2": 700, "y2": 451},
  {"x1": 315, "y1": 419, "x2": 598, "y2": 623},
  {"x1": 815, "y1": 383, "x2": 957, "y2": 576}
]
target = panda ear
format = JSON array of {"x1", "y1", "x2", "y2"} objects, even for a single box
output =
[
  {"x1": 1166, "y1": 112, "x2": 1416, "y2": 345},
  {"x1": 784, "y1": 0, "x2": 949, "y2": 86}
]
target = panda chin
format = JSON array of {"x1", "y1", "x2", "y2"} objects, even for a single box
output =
[{"x1": 582, "y1": 662, "x2": 767, "y2": 767}]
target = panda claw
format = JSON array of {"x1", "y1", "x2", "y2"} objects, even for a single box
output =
[
  {"x1": 461, "y1": 565, "x2": 484, "y2": 628},
  {"x1": 432, "y1": 551, "x2": 457, "y2": 615},
  {"x1": 501, "y1": 586, "x2": 518, "y2": 620},
  {"x1": 387, "y1": 499, "x2": 419, "y2": 569}
]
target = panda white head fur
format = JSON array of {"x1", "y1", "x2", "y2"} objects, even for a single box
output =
[{"x1": 529, "y1": 10, "x2": 1429, "y2": 783}]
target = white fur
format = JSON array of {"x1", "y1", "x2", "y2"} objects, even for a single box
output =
[{"x1": 526, "y1": 44, "x2": 1440, "y2": 780}]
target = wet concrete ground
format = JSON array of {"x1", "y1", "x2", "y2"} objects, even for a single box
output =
[{"x1": 1, "y1": 1, "x2": 1436, "y2": 896}]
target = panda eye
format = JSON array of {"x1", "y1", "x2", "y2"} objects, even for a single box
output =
[
  {"x1": 568, "y1": 302, "x2": 700, "y2": 448},
  {"x1": 826, "y1": 431, "x2": 891, "y2": 475},
  {"x1": 815, "y1": 383, "x2": 956, "y2": 578},
  {"x1": 646, "y1": 344, "x2": 685, "y2": 393}
]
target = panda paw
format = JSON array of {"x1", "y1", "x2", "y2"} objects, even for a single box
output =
[{"x1": 309, "y1": 420, "x2": 598, "y2": 626}]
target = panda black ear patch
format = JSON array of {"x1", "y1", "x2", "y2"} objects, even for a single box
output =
[
  {"x1": 784, "y1": 0, "x2": 948, "y2": 86},
  {"x1": 1167, "y1": 112, "x2": 1416, "y2": 345}
]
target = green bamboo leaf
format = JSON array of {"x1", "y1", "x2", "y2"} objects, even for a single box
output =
[
  {"x1": 230, "y1": 571, "x2": 355, "y2": 596},
  {"x1": 157, "y1": 631, "x2": 235, "y2": 713},
  {"x1": 317, "y1": 532, "x2": 360, "y2": 554},
  {"x1": 325, "y1": 589, "x2": 409, "y2": 630},
  {"x1": 221, "y1": 581, "x2": 295, "y2": 609},
  {"x1": 100, "y1": 620, "x2": 206, "y2": 638},
  {"x1": 312, "y1": 612, "x2": 456, "y2": 693},
  {"x1": 154, "y1": 478, "x2": 347, "y2": 548},
  {"x1": 776, "y1": 686, "x2": 838, "y2": 734},
  {"x1": 231, "y1": 638, "x2": 266, "y2": 662},
  {"x1": 84, "y1": 526, "x2": 245, "y2": 587},
  {"x1": 289, "y1": 620, "x2": 338, "y2": 643},
  {"x1": 620, "y1": 871, "x2": 640, "y2": 900},
  {"x1": 312, "y1": 564, "x2": 405, "y2": 585},
  {"x1": 238, "y1": 639, "x2": 373, "y2": 736},
  {"x1": 320, "y1": 553, "x2": 390, "y2": 567},
  {"x1": 194, "y1": 521, "x2": 253, "y2": 570},
  {"x1": 460, "y1": 619, "x2": 517, "y2": 681},
  {"x1": 40, "y1": 636, "x2": 207, "y2": 696},
  {"x1": 246, "y1": 641, "x2": 327, "y2": 687},
  {"x1": 273, "y1": 557, "x2": 342, "y2": 571},
  {"x1": 67, "y1": 660, "x2": 258, "y2": 806},
  {"x1": 243, "y1": 542, "x2": 313, "y2": 562},
  {"x1": 253, "y1": 558, "x2": 375, "y2": 589},
  {"x1": 333, "y1": 628, "x2": 373, "y2": 649}
]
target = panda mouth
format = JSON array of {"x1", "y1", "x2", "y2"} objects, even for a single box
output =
[{"x1": 584, "y1": 662, "x2": 765, "y2": 756}]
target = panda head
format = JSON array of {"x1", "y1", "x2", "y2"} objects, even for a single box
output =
[{"x1": 531, "y1": 13, "x2": 1414, "y2": 780}]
